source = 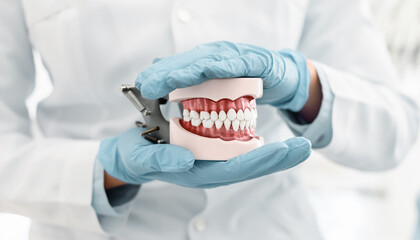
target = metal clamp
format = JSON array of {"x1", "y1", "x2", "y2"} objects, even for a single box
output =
[{"x1": 120, "y1": 85, "x2": 170, "y2": 144}]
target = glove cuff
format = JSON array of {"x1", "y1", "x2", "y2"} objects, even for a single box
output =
[{"x1": 261, "y1": 49, "x2": 311, "y2": 112}]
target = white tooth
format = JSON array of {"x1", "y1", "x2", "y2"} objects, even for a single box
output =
[
  {"x1": 208, "y1": 120, "x2": 214, "y2": 128},
  {"x1": 251, "y1": 108, "x2": 258, "y2": 119},
  {"x1": 202, "y1": 119, "x2": 209, "y2": 128},
  {"x1": 224, "y1": 119, "x2": 231, "y2": 130},
  {"x1": 253, "y1": 108, "x2": 258, "y2": 118},
  {"x1": 184, "y1": 116, "x2": 191, "y2": 122},
  {"x1": 190, "y1": 110, "x2": 199, "y2": 119},
  {"x1": 200, "y1": 111, "x2": 210, "y2": 120},
  {"x1": 202, "y1": 119, "x2": 214, "y2": 128},
  {"x1": 191, "y1": 118, "x2": 202, "y2": 126},
  {"x1": 183, "y1": 109, "x2": 190, "y2": 116},
  {"x1": 232, "y1": 119, "x2": 240, "y2": 132},
  {"x1": 227, "y1": 109, "x2": 237, "y2": 121},
  {"x1": 219, "y1": 110, "x2": 227, "y2": 121},
  {"x1": 215, "y1": 119, "x2": 223, "y2": 129},
  {"x1": 240, "y1": 120, "x2": 246, "y2": 130},
  {"x1": 245, "y1": 120, "x2": 250, "y2": 129},
  {"x1": 252, "y1": 119, "x2": 257, "y2": 129},
  {"x1": 237, "y1": 109, "x2": 244, "y2": 120},
  {"x1": 211, "y1": 111, "x2": 218, "y2": 121},
  {"x1": 244, "y1": 108, "x2": 251, "y2": 120}
]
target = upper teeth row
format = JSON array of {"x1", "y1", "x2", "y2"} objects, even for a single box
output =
[{"x1": 182, "y1": 108, "x2": 258, "y2": 131}]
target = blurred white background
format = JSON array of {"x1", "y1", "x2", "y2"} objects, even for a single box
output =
[
  {"x1": 301, "y1": 0, "x2": 420, "y2": 239},
  {"x1": 1, "y1": 0, "x2": 419, "y2": 239}
]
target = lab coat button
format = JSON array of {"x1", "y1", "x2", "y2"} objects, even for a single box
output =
[
  {"x1": 177, "y1": 9, "x2": 193, "y2": 23},
  {"x1": 193, "y1": 217, "x2": 207, "y2": 232}
]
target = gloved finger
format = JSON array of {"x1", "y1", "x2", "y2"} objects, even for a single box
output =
[
  {"x1": 165, "y1": 57, "x2": 220, "y2": 89},
  {"x1": 116, "y1": 142, "x2": 195, "y2": 185},
  {"x1": 193, "y1": 138, "x2": 309, "y2": 185},
  {"x1": 144, "y1": 141, "x2": 290, "y2": 187},
  {"x1": 152, "y1": 57, "x2": 163, "y2": 64},
  {"x1": 138, "y1": 71, "x2": 175, "y2": 100},
  {"x1": 117, "y1": 128, "x2": 195, "y2": 174},
  {"x1": 136, "y1": 43, "x2": 228, "y2": 90},
  {"x1": 201, "y1": 54, "x2": 269, "y2": 79},
  {"x1": 247, "y1": 137, "x2": 311, "y2": 179},
  {"x1": 165, "y1": 54, "x2": 268, "y2": 90},
  {"x1": 139, "y1": 51, "x2": 237, "y2": 99},
  {"x1": 141, "y1": 52, "x2": 201, "y2": 79},
  {"x1": 192, "y1": 137, "x2": 311, "y2": 188},
  {"x1": 127, "y1": 144, "x2": 195, "y2": 174}
]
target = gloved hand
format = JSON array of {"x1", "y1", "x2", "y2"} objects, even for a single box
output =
[
  {"x1": 98, "y1": 127, "x2": 311, "y2": 188},
  {"x1": 136, "y1": 41, "x2": 311, "y2": 112}
]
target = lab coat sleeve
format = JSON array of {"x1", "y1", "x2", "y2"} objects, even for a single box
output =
[
  {"x1": 0, "y1": 0, "x2": 105, "y2": 233},
  {"x1": 297, "y1": 0, "x2": 420, "y2": 170},
  {"x1": 280, "y1": 65, "x2": 334, "y2": 148},
  {"x1": 91, "y1": 158, "x2": 139, "y2": 233}
]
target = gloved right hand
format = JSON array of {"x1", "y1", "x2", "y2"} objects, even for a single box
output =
[
  {"x1": 136, "y1": 41, "x2": 311, "y2": 112},
  {"x1": 98, "y1": 127, "x2": 311, "y2": 188}
]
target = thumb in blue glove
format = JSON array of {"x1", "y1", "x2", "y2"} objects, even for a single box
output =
[{"x1": 99, "y1": 127, "x2": 195, "y2": 185}]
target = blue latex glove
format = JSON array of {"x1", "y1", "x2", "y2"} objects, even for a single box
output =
[
  {"x1": 136, "y1": 41, "x2": 311, "y2": 112},
  {"x1": 98, "y1": 127, "x2": 311, "y2": 188}
]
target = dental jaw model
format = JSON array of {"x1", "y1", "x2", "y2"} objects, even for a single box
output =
[{"x1": 169, "y1": 78, "x2": 264, "y2": 160}]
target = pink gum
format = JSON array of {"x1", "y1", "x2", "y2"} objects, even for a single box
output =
[
  {"x1": 182, "y1": 97, "x2": 256, "y2": 113},
  {"x1": 169, "y1": 78, "x2": 263, "y2": 102},
  {"x1": 170, "y1": 118, "x2": 264, "y2": 161},
  {"x1": 180, "y1": 120, "x2": 256, "y2": 141}
]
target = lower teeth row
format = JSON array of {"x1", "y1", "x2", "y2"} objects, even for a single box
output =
[{"x1": 182, "y1": 108, "x2": 257, "y2": 131}]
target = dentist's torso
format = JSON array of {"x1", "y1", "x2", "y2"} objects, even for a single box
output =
[{"x1": 21, "y1": 0, "x2": 322, "y2": 239}]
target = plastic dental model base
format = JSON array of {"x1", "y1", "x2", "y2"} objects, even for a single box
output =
[
  {"x1": 121, "y1": 78, "x2": 264, "y2": 161},
  {"x1": 169, "y1": 78, "x2": 264, "y2": 160}
]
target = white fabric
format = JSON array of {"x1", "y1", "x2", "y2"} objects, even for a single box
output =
[
  {"x1": 0, "y1": 0, "x2": 418, "y2": 239},
  {"x1": 298, "y1": 0, "x2": 419, "y2": 170}
]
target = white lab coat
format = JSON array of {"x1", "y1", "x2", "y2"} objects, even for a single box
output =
[{"x1": 0, "y1": 0, "x2": 418, "y2": 239}]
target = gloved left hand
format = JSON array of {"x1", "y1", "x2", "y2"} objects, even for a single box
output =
[
  {"x1": 136, "y1": 41, "x2": 311, "y2": 112},
  {"x1": 98, "y1": 127, "x2": 311, "y2": 188}
]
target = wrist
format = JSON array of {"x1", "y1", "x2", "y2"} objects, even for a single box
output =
[
  {"x1": 104, "y1": 171, "x2": 128, "y2": 190},
  {"x1": 297, "y1": 60, "x2": 322, "y2": 123}
]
